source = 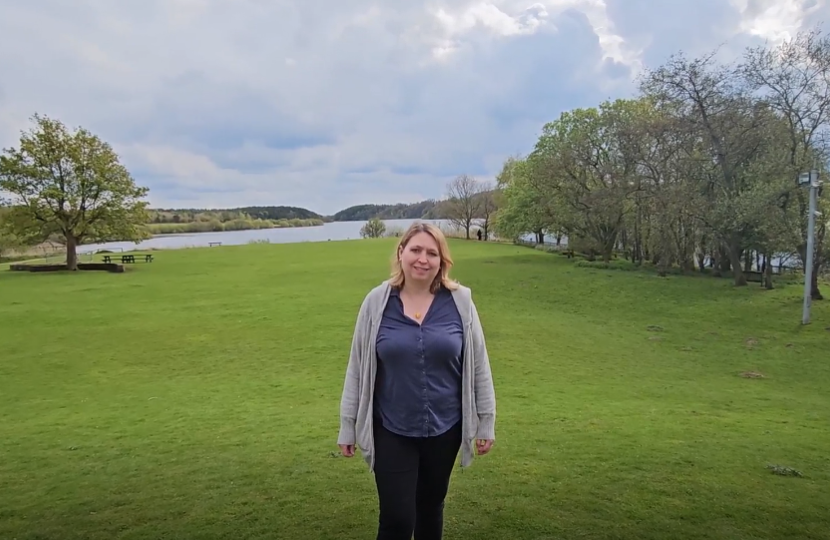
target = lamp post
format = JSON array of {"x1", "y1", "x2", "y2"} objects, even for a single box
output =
[{"x1": 798, "y1": 168, "x2": 821, "y2": 325}]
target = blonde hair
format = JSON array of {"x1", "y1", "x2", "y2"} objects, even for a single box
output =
[{"x1": 389, "y1": 221, "x2": 459, "y2": 293}]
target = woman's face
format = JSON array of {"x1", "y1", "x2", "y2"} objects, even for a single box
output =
[{"x1": 399, "y1": 232, "x2": 441, "y2": 288}]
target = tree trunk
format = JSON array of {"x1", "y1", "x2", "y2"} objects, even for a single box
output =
[
  {"x1": 65, "y1": 234, "x2": 78, "y2": 271},
  {"x1": 634, "y1": 204, "x2": 641, "y2": 265},
  {"x1": 657, "y1": 251, "x2": 670, "y2": 277},
  {"x1": 619, "y1": 229, "x2": 629, "y2": 261},
  {"x1": 798, "y1": 239, "x2": 824, "y2": 301},
  {"x1": 716, "y1": 246, "x2": 731, "y2": 275},
  {"x1": 729, "y1": 243, "x2": 747, "y2": 286},
  {"x1": 812, "y1": 221, "x2": 825, "y2": 300},
  {"x1": 763, "y1": 253, "x2": 774, "y2": 290},
  {"x1": 711, "y1": 250, "x2": 721, "y2": 277},
  {"x1": 602, "y1": 241, "x2": 614, "y2": 263},
  {"x1": 633, "y1": 191, "x2": 648, "y2": 265},
  {"x1": 696, "y1": 250, "x2": 706, "y2": 273},
  {"x1": 811, "y1": 256, "x2": 823, "y2": 300}
]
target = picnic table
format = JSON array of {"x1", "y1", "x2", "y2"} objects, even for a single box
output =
[{"x1": 103, "y1": 254, "x2": 154, "y2": 264}]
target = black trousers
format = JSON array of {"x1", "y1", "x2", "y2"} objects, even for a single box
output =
[{"x1": 373, "y1": 419, "x2": 462, "y2": 540}]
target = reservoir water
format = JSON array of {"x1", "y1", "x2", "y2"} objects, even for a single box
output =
[{"x1": 77, "y1": 219, "x2": 456, "y2": 254}]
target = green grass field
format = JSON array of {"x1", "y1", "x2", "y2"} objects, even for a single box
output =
[{"x1": 1, "y1": 239, "x2": 829, "y2": 539}]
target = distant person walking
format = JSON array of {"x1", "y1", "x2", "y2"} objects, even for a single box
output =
[
  {"x1": 337, "y1": 221, "x2": 497, "y2": 540},
  {"x1": 476, "y1": 229, "x2": 482, "y2": 241}
]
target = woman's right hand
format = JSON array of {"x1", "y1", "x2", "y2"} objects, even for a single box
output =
[{"x1": 339, "y1": 444, "x2": 355, "y2": 457}]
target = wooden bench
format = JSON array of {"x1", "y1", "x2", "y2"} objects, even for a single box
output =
[
  {"x1": 103, "y1": 254, "x2": 154, "y2": 264},
  {"x1": 745, "y1": 270, "x2": 763, "y2": 283},
  {"x1": 209, "y1": 242, "x2": 222, "y2": 247}
]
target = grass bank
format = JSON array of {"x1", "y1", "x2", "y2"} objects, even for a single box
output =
[
  {"x1": 1, "y1": 239, "x2": 828, "y2": 539},
  {"x1": 145, "y1": 217, "x2": 323, "y2": 234},
  {"x1": 0, "y1": 240, "x2": 65, "y2": 264}
]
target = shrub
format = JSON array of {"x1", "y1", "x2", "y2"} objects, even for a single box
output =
[{"x1": 360, "y1": 218, "x2": 386, "y2": 238}]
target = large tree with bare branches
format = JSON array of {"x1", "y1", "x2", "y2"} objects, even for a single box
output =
[
  {"x1": 446, "y1": 174, "x2": 482, "y2": 239},
  {"x1": 741, "y1": 27, "x2": 830, "y2": 299},
  {"x1": 493, "y1": 28, "x2": 830, "y2": 295}
]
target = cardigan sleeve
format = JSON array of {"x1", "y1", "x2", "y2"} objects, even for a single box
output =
[
  {"x1": 337, "y1": 294, "x2": 369, "y2": 446},
  {"x1": 470, "y1": 297, "x2": 497, "y2": 440}
]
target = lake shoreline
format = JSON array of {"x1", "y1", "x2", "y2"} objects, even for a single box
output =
[
  {"x1": 3, "y1": 219, "x2": 469, "y2": 261},
  {"x1": 74, "y1": 218, "x2": 455, "y2": 254},
  {"x1": 144, "y1": 217, "x2": 325, "y2": 235}
]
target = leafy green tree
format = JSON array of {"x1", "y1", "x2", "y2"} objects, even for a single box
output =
[
  {"x1": 485, "y1": 29, "x2": 830, "y2": 296},
  {"x1": 360, "y1": 217, "x2": 386, "y2": 238},
  {"x1": 531, "y1": 100, "x2": 644, "y2": 262},
  {"x1": 640, "y1": 52, "x2": 785, "y2": 286},
  {"x1": 741, "y1": 28, "x2": 830, "y2": 299},
  {"x1": 493, "y1": 156, "x2": 559, "y2": 243},
  {"x1": 0, "y1": 114, "x2": 150, "y2": 270},
  {"x1": 0, "y1": 205, "x2": 22, "y2": 259}
]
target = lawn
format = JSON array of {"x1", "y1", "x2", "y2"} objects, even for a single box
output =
[{"x1": 1, "y1": 239, "x2": 829, "y2": 540}]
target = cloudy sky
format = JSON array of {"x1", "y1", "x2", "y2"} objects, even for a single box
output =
[{"x1": 0, "y1": 0, "x2": 827, "y2": 215}]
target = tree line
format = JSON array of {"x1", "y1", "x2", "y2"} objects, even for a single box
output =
[
  {"x1": 333, "y1": 201, "x2": 446, "y2": 221},
  {"x1": 146, "y1": 206, "x2": 323, "y2": 234},
  {"x1": 150, "y1": 205, "x2": 324, "y2": 223},
  {"x1": 491, "y1": 28, "x2": 830, "y2": 298}
]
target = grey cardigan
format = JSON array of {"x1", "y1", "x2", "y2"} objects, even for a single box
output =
[{"x1": 337, "y1": 280, "x2": 497, "y2": 472}]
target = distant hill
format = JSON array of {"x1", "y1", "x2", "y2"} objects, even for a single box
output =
[
  {"x1": 331, "y1": 199, "x2": 453, "y2": 222},
  {"x1": 144, "y1": 205, "x2": 326, "y2": 234},
  {"x1": 148, "y1": 201, "x2": 449, "y2": 223},
  {"x1": 231, "y1": 206, "x2": 327, "y2": 221},
  {"x1": 150, "y1": 194, "x2": 495, "y2": 224},
  {"x1": 150, "y1": 205, "x2": 327, "y2": 222}
]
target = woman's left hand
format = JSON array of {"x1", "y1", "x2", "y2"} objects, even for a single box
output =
[{"x1": 476, "y1": 439, "x2": 494, "y2": 455}]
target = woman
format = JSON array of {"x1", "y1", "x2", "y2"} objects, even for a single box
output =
[{"x1": 337, "y1": 221, "x2": 497, "y2": 540}]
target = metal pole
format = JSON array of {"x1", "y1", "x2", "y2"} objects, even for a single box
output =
[{"x1": 802, "y1": 170, "x2": 818, "y2": 325}]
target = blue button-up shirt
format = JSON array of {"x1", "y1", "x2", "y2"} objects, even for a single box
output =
[{"x1": 373, "y1": 286, "x2": 464, "y2": 437}]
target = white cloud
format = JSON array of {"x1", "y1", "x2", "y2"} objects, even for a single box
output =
[
  {"x1": 731, "y1": 0, "x2": 826, "y2": 43},
  {"x1": 433, "y1": 2, "x2": 548, "y2": 38},
  {"x1": 427, "y1": 1, "x2": 642, "y2": 72},
  {"x1": 0, "y1": 0, "x2": 827, "y2": 214}
]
